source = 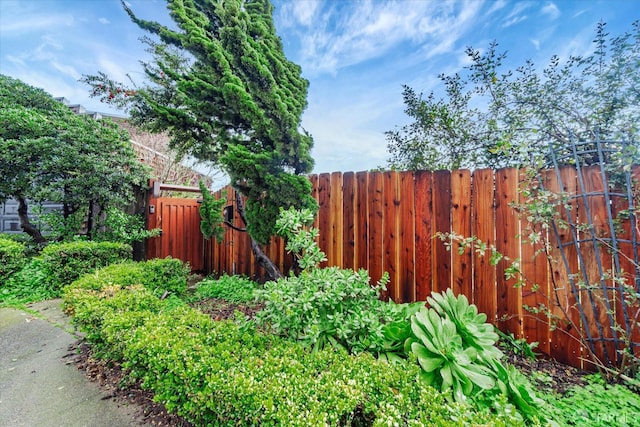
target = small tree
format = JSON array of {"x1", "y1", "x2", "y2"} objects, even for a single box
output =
[
  {"x1": 386, "y1": 21, "x2": 640, "y2": 171},
  {"x1": 0, "y1": 75, "x2": 150, "y2": 243},
  {"x1": 83, "y1": 0, "x2": 317, "y2": 279}
]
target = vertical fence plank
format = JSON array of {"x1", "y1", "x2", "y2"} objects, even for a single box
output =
[
  {"x1": 317, "y1": 173, "x2": 331, "y2": 267},
  {"x1": 519, "y1": 171, "x2": 551, "y2": 354},
  {"x1": 433, "y1": 171, "x2": 452, "y2": 292},
  {"x1": 611, "y1": 189, "x2": 634, "y2": 354},
  {"x1": 343, "y1": 172, "x2": 356, "y2": 270},
  {"x1": 630, "y1": 166, "x2": 640, "y2": 355},
  {"x1": 451, "y1": 169, "x2": 472, "y2": 298},
  {"x1": 399, "y1": 171, "x2": 416, "y2": 303},
  {"x1": 545, "y1": 167, "x2": 581, "y2": 367},
  {"x1": 368, "y1": 172, "x2": 384, "y2": 286},
  {"x1": 383, "y1": 171, "x2": 400, "y2": 301},
  {"x1": 495, "y1": 168, "x2": 522, "y2": 336},
  {"x1": 355, "y1": 172, "x2": 369, "y2": 272},
  {"x1": 330, "y1": 172, "x2": 344, "y2": 267},
  {"x1": 581, "y1": 165, "x2": 616, "y2": 366},
  {"x1": 414, "y1": 170, "x2": 433, "y2": 301},
  {"x1": 472, "y1": 169, "x2": 497, "y2": 321}
]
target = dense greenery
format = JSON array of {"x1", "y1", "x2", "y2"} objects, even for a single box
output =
[
  {"x1": 40, "y1": 241, "x2": 132, "y2": 291},
  {"x1": 1, "y1": 240, "x2": 133, "y2": 306},
  {"x1": 194, "y1": 274, "x2": 259, "y2": 304},
  {"x1": 63, "y1": 265, "x2": 521, "y2": 426},
  {"x1": 83, "y1": 0, "x2": 317, "y2": 278},
  {"x1": 0, "y1": 235, "x2": 26, "y2": 283},
  {"x1": 386, "y1": 21, "x2": 640, "y2": 170},
  {"x1": 0, "y1": 75, "x2": 150, "y2": 243}
]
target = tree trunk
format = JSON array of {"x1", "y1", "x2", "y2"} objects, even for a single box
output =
[
  {"x1": 17, "y1": 197, "x2": 46, "y2": 244},
  {"x1": 233, "y1": 189, "x2": 283, "y2": 281}
]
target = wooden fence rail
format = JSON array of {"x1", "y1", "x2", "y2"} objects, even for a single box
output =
[{"x1": 147, "y1": 166, "x2": 640, "y2": 369}]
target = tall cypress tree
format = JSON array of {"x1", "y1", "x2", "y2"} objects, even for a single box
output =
[{"x1": 84, "y1": 0, "x2": 317, "y2": 279}]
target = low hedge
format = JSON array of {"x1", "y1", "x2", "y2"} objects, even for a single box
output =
[
  {"x1": 41, "y1": 241, "x2": 132, "y2": 290},
  {"x1": 0, "y1": 236, "x2": 26, "y2": 283},
  {"x1": 65, "y1": 257, "x2": 189, "y2": 299},
  {"x1": 63, "y1": 266, "x2": 524, "y2": 427}
]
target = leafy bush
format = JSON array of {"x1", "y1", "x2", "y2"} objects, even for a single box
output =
[
  {"x1": 0, "y1": 257, "x2": 54, "y2": 306},
  {"x1": 0, "y1": 236, "x2": 26, "y2": 283},
  {"x1": 255, "y1": 267, "x2": 395, "y2": 353},
  {"x1": 256, "y1": 208, "x2": 403, "y2": 354},
  {"x1": 65, "y1": 280, "x2": 521, "y2": 426},
  {"x1": 40, "y1": 241, "x2": 132, "y2": 290},
  {"x1": 63, "y1": 257, "x2": 189, "y2": 304},
  {"x1": 194, "y1": 274, "x2": 260, "y2": 304}
]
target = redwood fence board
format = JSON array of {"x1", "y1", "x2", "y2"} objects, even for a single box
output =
[{"x1": 147, "y1": 167, "x2": 639, "y2": 369}]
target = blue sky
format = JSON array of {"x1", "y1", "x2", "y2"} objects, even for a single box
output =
[{"x1": 1, "y1": 0, "x2": 638, "y2": 174}]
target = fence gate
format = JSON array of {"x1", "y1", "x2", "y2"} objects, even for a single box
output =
[{"x1": 146, "y1": 181, "x2": 206, "y2": 272}]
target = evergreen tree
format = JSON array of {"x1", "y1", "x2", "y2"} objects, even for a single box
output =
[{"x1": 84, "y1": 0, "x2": 316, "y2": 279}]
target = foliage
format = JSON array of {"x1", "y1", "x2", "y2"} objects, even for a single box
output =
[
  {"x1": 386, "y1": 21, "x2": 640, "y2": 170},
  {"x1": 0, "y1": 236, "x2": 26, "y2": 283},
  {"x1": 82, "y1": 0, "x2": 318, "y2": 254},
  {"x1": 256, "y1": 208, "x2": 398, "y2": 354},
  {"x1": 32, "y1": 207, "x2": 85, "y2": 242},
  {"x1": 95, "y1": 207, "x2": 161, "y2": 244},
  {"x1": 0, "y1": 75, "x2": 150, "y2": 243},
  {"x1": 274, "y1": 207, "x2": 326, "y2": 271},
  {"x1": 539, "y1": 374, "x2": 640, "y2": 427},
  {"x1": 496, "y1": 329, "x2": 539, "y2": 361},
  {"x1": 194, "y1": 274, "x2": 259, "y2": 304},
  {"x1": 402, "y1": 290, "x2": 544, "y2": 423},
  {"x1": 64, "y1": 279, "x2": 522, "y2": 426},
  {"x1": 0, "y1": 257, "x2": 54, "y2": 306},
  {"x1": 255, "y1": 267, "x2": 394, "y2": 354},
  {"x1": 427, "y1": 288, "x2": 503, "y2": 362},
  {"x1": 408, "y1": 306, "x2": 496, "y2": 401},
  {"x1": 63, "y1": 257, "x2": 189, "y2": 303},
  {"x1": 40, "y1": 241, "x2": 132, "y2": 291},
  {"x1": 198, "y1": 181, "x2": 226, "y2": 242}
]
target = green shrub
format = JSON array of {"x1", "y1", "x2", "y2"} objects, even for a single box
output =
[
  {"x1": 0, "y1": 257, "x2": 55, "y2": 306},
  {"x1": 138, "y1": 257, "x2": 190, "y2": 298},
  {"x1": 404, "y1": 289, "x2": 544, "y2": 423},
  {"x1": 194, "y1": 274, "x2": 260, "y2": 304},
  {"x1": 0, "y1": 236, "x2": 26, "y2": 283},
  {"x1": 255, "y1": 267, "x2": 398, "y2": 353},
  {"x1": 113, "y1": 305, "x2": 520, "y2": 426},
  {"x1": 63, "y1": 258, "x2": 189, "y2": 306},
  {"x1": 41, "y1": 241, "x2": 132, "y2": 290},
  {"x1": 64, "y1": 277, "x2": 521, "y2": 426}
]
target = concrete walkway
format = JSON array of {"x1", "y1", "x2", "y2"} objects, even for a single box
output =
[{"x1": 0, "y1": 300, "x2": 144, "y2": 427}]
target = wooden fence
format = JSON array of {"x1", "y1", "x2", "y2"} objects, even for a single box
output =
[{"x1": 147, "y1": 166, "x2": 640, "y2": 369}]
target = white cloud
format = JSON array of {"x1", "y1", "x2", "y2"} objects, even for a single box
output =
[
  {"x1": 98, "y1": 17, "x2": 110, "y2": 25},
  {"x1": 530, "y1": 38, "x2": 540, "y2": 50},
  {"x1": 50, "y1": 61, "x2": 81, "y2": 80},
  {"x1": 501, "y1": 2, "x2": 531, "y2": 28},
  {"x1": 0, "y1": 14, "x2": 74, "y2": 34},
  {"x1": 541, "y1": 2, "x2": 560, "y2": 20},
  {"x1": 291, "y1": 0, "x2": 485, "y2": 76},
  {"x1": 502, "y1": 15, "x2": 527, "y2": 28}
]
